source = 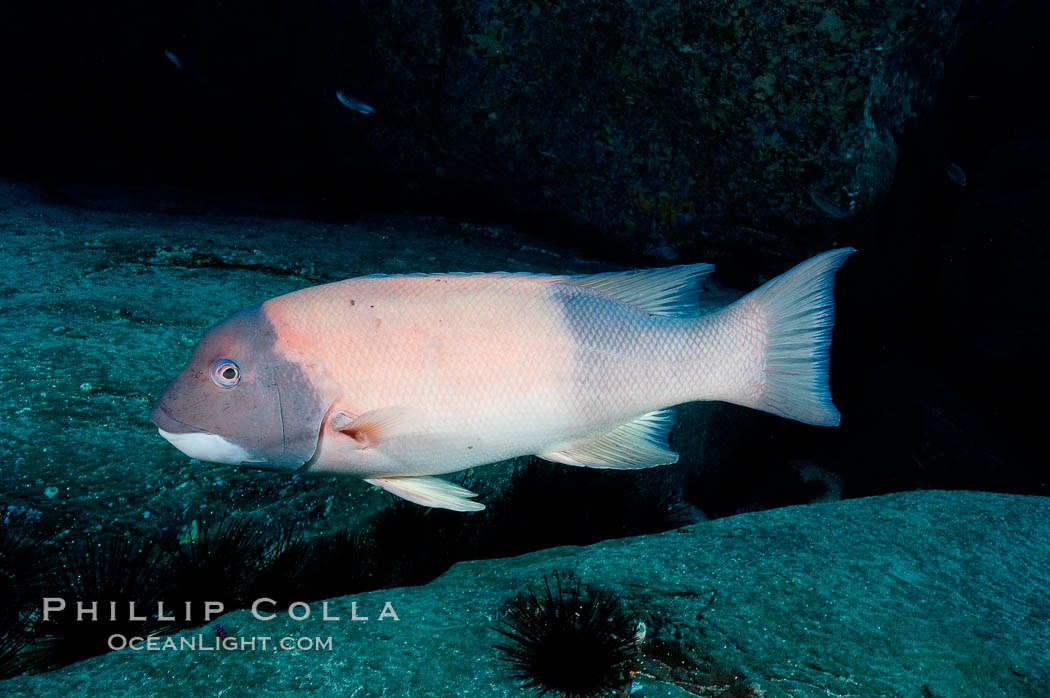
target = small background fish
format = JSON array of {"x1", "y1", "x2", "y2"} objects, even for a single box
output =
[{"x1": 336, "y1": 90, "x2": 376, "y2": 115}]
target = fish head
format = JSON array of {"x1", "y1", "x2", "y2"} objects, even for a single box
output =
[{"x1": 150, "y1": 305, "x2": 340, "y2": 470}]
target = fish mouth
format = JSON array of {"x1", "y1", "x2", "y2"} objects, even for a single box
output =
[
  {"x1": 149, "y1": 402, "x2": 204, "y2": 435},
  {"x1": 156, "y1": 427, "x2": 255, "y2": 465},
  {"x1": 148, "y1": 400, "x2": 301, "y2": 470},
  {"x1": 150, "y1": 402, "x2": 255, "y2": 465}
]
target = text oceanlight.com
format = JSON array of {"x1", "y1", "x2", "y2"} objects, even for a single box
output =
[{"x1": 109, "y1": 634, "x2": 336, "y2": 652}]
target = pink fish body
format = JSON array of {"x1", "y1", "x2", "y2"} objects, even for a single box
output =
[{"x1": 151, "y1": 249, "x2": 854, "y2": 511}]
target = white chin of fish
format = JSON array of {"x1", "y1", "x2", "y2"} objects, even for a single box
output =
[{"x1": 157, "y1": 428, "x2": 252, "y2": 465}]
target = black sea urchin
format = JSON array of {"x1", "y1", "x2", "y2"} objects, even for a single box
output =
[
  {"x1": 36, "y1": 535, "x2": 169, "y2": 668},
  {"x1": 164, "y1": 515, "x2": 264, "y2": 619},
  {"x1": 0, "y1": 511, "x2": 55, "y2": 626},
  {"x1": 494, "y1": 572, "x2": 639, "y2": 697}
]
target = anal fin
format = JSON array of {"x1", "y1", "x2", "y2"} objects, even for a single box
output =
[
  {"x1": 364, "y1": 475, "x2": 485, "y2": 512},
  {"x1": 538, "y1": 408, "x2": 679, "y2": 468}
]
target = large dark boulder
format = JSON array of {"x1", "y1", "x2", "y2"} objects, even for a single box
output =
[
  {"x1": 322, "y1": 0, "x2": 960, "y2": 257},
  {"x1": 3, "y1": 1, "x2": 962, "y2": 263}
]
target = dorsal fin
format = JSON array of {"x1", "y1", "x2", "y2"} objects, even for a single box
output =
[
  {"x1": 538, "y1": 408, "x2": 679, "y2": 468},
  {"x1": 560, "y1": 264, "x2": 714, "y2": 317}
]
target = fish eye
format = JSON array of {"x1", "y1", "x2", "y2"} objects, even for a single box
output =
[{"x1": 211, "y1": 359, "x2": 241, "y2": 388}]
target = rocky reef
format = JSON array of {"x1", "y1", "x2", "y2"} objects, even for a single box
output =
[{"x1": 1, "y1": 491, "x2": 1045, "y2": 696}]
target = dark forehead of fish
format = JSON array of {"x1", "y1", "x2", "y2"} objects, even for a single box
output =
[{"x1": 223, "y1": 306, "x2": 278, "y2": 347}]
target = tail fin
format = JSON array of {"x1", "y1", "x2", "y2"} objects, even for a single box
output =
[{"x1": 729, "y1": 248, "x2": 855, "y2": 426}]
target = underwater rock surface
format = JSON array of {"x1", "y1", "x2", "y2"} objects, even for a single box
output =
[{"x1": 2, "y1": 490, "x2": 1045, "y2": 696}]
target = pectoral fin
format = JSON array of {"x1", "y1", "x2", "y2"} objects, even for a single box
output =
[
  {"x1": 330, "y1": 406, "x2": 424, "y2": 449},
  {"x1": 538, "y1": 408, "x2": 679, "y2": 468},
  {"x1": 364, "y1": 476, "x2": 485, "y2": 512}
]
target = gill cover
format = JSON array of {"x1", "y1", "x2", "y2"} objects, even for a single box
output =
[{"x1": 150, "y1": 306, "x2": 340, "y2": 470}]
